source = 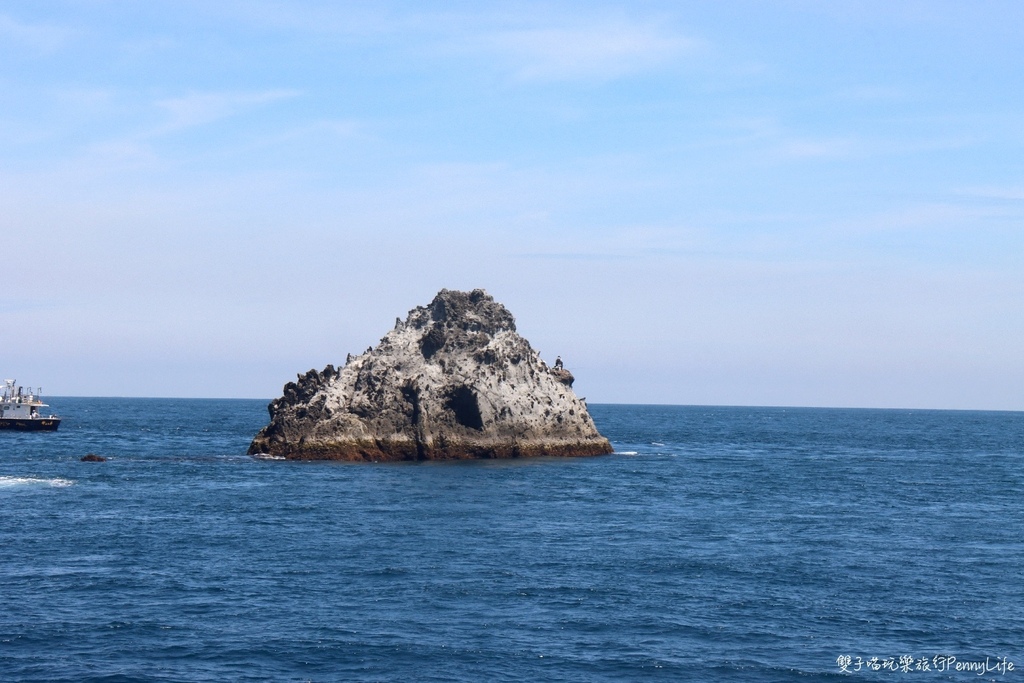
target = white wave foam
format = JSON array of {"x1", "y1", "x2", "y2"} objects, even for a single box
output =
[
  {"x1": 618, "y1": 451, "x2": 639, "y2": 456},
  {"x1": 0, "y1": 476, "x2": 74, "y2": 488},
  {"x1": 251, "y1": 453, "x2": 286, "y2": 461}
]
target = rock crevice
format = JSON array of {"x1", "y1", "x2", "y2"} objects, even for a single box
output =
[{"x1": 249, "y1": 289, "x2": 613, "y2": 461}]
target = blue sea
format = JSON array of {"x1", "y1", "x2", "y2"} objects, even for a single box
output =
[{"x1": 1, "y1": 399, "x2": 1022, "y2": 682}]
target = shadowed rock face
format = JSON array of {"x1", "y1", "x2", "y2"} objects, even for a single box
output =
[{"x1": 249, "y1": 289, "x2": 613, "y2": 461}]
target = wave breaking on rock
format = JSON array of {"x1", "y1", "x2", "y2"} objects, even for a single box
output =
[{"x1": 249, "y1": 289, "x2": 613, "y2": 461}]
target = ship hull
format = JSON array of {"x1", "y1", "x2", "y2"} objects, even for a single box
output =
[{"x1": 0, "y1": 418, "x2": 60, "y2": 431}]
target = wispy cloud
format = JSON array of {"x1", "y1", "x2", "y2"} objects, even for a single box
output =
[
  {"x1": 833, "y1": 85, "x2": 908, "y2": 102},
  {"x1": 0, "y1": 13, "x2": 72, "y2": 53},
  {"x1": 777, "y1": 137, "x2": 861, "y2": 159},
  {"x1": 80, "y1": 139, "x2": 161, "y2": 168},
  {"x1": 820, "y1": 202, "x2": 1024, "y2": 254},
  {"x1": 200, "y1": 0, "x2": 400, "y2": 38},
  {"x1": 513, "y1": 221, "x2": 715, "y2": 262},
  {"x1": 483, "y1": 20, "x2": 697, "y2": 82},
  {"x1": 703, "y1": 116, "x2": 976, "y2": 162},
  {"x1": 958, "y1": 185, "x2": 1024, "y2": 201},
  {"x1": 28, "y1": 88, "x2": 304, "y2": 171},
  {"x1": 152, "y1": 89, "x2": 300, "y2": 136},
  {"x1": 700, "y1": 118, "x2": 866, "y2": 160},
  {"x1": 280, "y1": 119, "x2": 360, "y2": 140},
  {"x1": 206, "y1": 3, "x2": 697, "y2": 83}
]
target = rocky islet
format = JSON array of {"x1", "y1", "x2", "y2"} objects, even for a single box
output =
[{"x1": 249, "y1": 289, "x2": 613, "y2": 461}]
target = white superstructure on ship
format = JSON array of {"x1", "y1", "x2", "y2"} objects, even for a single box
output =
[{"x1": 0, "y1": 379, "x2": 61, "y2": 431}]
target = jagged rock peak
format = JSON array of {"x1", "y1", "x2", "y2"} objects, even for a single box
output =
[
  {"x1": 410, "y1": 288, "x2": 516, "y2": 330},
  {"x1": 249, "y1": 288, "x2": 612, "y2": 461}
]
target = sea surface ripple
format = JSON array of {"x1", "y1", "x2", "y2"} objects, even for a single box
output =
[{"x1": 1, "y1": 399, "x2": 1022, "y2": 681}]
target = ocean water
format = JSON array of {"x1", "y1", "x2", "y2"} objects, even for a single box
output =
[{"x1": 1, "y1": 399, "x2": 1022, "y2": 682}]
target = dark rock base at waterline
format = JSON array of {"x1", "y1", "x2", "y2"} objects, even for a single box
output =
[{"x1": 250, "y1": 438, "x2": 614, "y2": 462}]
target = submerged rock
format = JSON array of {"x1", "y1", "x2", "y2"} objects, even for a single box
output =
[
  {"x1": 249, "y1": 289, "x2": 613, "y2": 461},
  {"x1": 80, "y1": 453, "x2": 106, "y2": 462}
]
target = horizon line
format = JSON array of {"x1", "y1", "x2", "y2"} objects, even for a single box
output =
[{"x1": 42, "y1": 396, "x2": 1024, "y2": 414}]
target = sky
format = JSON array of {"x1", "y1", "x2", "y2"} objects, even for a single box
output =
[{"x1": 2, "y1": 1, "x2": 1022, "y2": 409}]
